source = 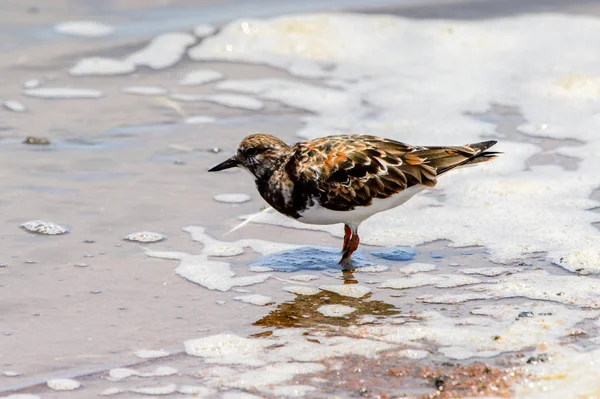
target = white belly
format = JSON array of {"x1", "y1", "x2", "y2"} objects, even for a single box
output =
[{"x1": 297, "y1": 185, "x2": 426, "y2": 226}]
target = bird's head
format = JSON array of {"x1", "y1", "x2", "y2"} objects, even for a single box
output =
[{"x1": 209, "y1": 133, "x2": 290, "y2": 179}]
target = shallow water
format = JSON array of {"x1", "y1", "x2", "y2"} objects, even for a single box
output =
[{"x1": 1, "y1": 0, "x2": 600, "y2": 398}]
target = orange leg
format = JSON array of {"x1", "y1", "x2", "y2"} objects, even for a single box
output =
[
  {"x1": 339, "y1": 228, "x2": 360, "y2": 265},
  {"x1": 342, "y1": 224, "x2": 352, "y2": 253}
]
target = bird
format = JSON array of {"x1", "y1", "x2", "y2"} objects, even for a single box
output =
[{"x1": 209, "y1": 133, "x2": 499, "y2": 265}]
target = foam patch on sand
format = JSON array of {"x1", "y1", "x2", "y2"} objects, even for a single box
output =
[
  {"x1": 515, "y1": 346, "x2": 600, "y2": 398},
  {"x1": 134, "y1": 349, "x2": 169, "y2": 359},
  {"x1": 179, "y1": 69, "x2": 224, "y2": 86},
  {"x1": 359, "y1": 302, "x2": 599, "y2": 360},
  {"x1": 317, "y1": 304, "x2": 356, "y2": 317},
  {"x1": 233, "y1": 294, "x2": 274, "y2": 306},
  {"x1": 192, "y1": 13, "x2": 600, "y2": 273},
  {"x1": 186, "y1": 330, "x2": 394, "y2": 367},
  {"x1": 126, "y1": 32, "x2": 196, "y2": 70},
  {"x1": 121, "y1": 86, "x2": 168, "y2": 96},
  {"x1": 170, "y1": 93, "x2": 264, "y2": 110},
  {"x1": 3, "y1": 101, "x2": 26, "y2": 112},
  {"x1": 214, "y1": 193, "x2": 251, "y2": 203},
  {"x1": 24, "y1": 88, "x2": 103, "y2": 99},
  {"x1": 146, "y1": 226, "x2": 303, "y2": 291},
  {"x1": 46, "y1": 378, "x2": 81, "y2": 391},
  {"x1": 54, "y1": 21, "x2": 114, "y2": 37},
  {"x1": 69, "y1": 57, "x2": 135, "y2": 76}
]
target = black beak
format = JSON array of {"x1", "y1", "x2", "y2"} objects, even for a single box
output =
[{"x1": 209, "y1": 156, "x2": 240, "y2": 172}]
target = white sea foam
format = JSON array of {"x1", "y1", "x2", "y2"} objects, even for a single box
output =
[
  {"x1": 130, "y1": 383, "x2": 177, "y2": 395},
  {"x1": 134, "y1": 349, "x2": 169, "y2": 359},
  {"x1": 193, "y1": 13, "x2": 600, "y2": 273},
  {"x1": 46, "y1": 378, "x2": 81, "y2": 391},
  {"x1": 288, "y1": 274, "x2": 319, "y2": 281},
  {"x1": 319, "y1": 284, "x2": 370, "y2": 298},
  {"x1": 54, "y1": 21, "x2": 114, "y2": 37},
  {"x1": 399, "y1": 263, "x2": 437, "y2": 275},
  {"x1": 397, "y1": 349, "x2": 429, "y2": 359},
  {"x1": 121, "y1": 86, "x2": 168, "y2": 96},
  {"x1": 21, "y1": 220, "x2": 69, "y2": 235},
  {"x1": 170, "y1": 93, "x2": 264, "y2": 110},
  {"x1": 233, "y1": 294, "x2": 274, "y2": 306},
  {"x1": 184, "y1": 115, "x2": 216, "y2": 124},
  {"x1": 282, "y1": 286, "x2": 321, "y2": 296},
  {"x1": 194, "y1": 24, "x2": 217, "y2": 38},
  {"x1": 69, "y1": 57, "x2": 135, "y2": 76},
  {"x1": 126, "y1": 32, "x2": 196, "y2": 70},
  {"x1": 24, "y1": 88, "x2": 103, "y2": 99},
  {"x1": 124, "y1": 231, "x2": 166, "y2": 243},
  {"x1": 317, "y1": 304, "x2": 356, "y2": 317},
  {"x1": 178, "y1": 385, "x2": 215, "y2": 396},
  {"x1": 214, "y1": 193, "x2": 251, "y2": 203},
  {"x1": 379, "y1": 274, "x2": 481, "y2": 290},
  {"x1": 99, "y1": 387, "x2": 123, "y2": 396},
  {"x1": 3, "y1": 101, "x2": 26, "y2": 112},
  {"x1": 179, "y1": 69, "x2": 224, "y2": 86},
  {"x1": 23, "y1": 79, "x2": 41, "y2": 89}
]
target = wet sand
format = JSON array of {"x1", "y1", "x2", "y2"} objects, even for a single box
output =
[{"x1": 1, "y1": 1, "x2": 600, "y2": 398}]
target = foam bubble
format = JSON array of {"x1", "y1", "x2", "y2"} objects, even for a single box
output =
[
  {"x1": 216, "y1": 78, "x2": 358, "y2": 113},
  {"x1": 194, "y1": 24, "x2": 217, "y2": 38},
  {"x1": 184, "y1": 115, "x2": 216, "y2": 124},
  {"x1": 134, "y1": 349, "x2": 169, "y2": 359},
  {"x1": 21, "y1": 220, "x2": 69, "y2": 235},
  {"x1": 99, "y1": 387, "x2": 123, "y2": 396},
  {"x1": 317, "y1": 304, "x2": 356, "y2": 317},
  {"x1": 3, "y1": 371, "x2": 19, "y2": 377},
  {"x1": 233, "y1": 294, "x2": 274, "y2": 306},
  {"x1": 269, "y1": 385, "x2": 316, "y2": 398},
  {"x1": 288, "y1": 274, "x2": 319, "y2": 281},
  {"x1": 319, "y1": 284, "x2": 370, "y2": 298},
  {"x1": 124, "y1": 231, "x2": 166, "y2": 243},
  {"x1": 178, "y1": 385, "x2": 215, "y2": 396},
  {"x1": 214, "y1": 193, "x2": 251, "y2": 203},
  {"x1": 130, "y1": 383, "x2": 177, "y2": 395},
  {"x1": 54, "y1": 21, "x2": 114, "y2": 37},
  {"x1": 23, "y1": 79, "x2": 41, "y2": 89},
  {"x1": 249, "y1": 265, "x2": 273, "y2": 272},
  {"x1": 46, "y1": 378, "x2": 81, "y2": 391},
  {"x1": 179, "y1": 69, "x2": 224, "y2": 86},
  {"x1": 69, "y1": 57, "x2": 135, "y2": 76},
  {"x1": 139, "y1": 366, "x2": 178, "y2": 377},
  {"x1": 399, "y1": 263, "x2": 438, "y2": 274},
  {"x1": 184, "y1": 333, "x2": 272, "y2": 366},
  {"x1": 397, "y1": 349, "x2": 429, "y2": 359},
  {"x1": 282, "y1": 286, "x2": 321, "y2": 296},
  {"x1": 460, "y1": 266, "x2": 523, "y2": 277},
  {"x1": 24, "y1": 88, "x2": 103, "y2": 99},
  {"x1": 3, "y1": 101, "x2": 26, "y2": 112},
  {"x1": 379, "y1": 274, "x2": 481, "y2": 290},
  {"x1": 126, "y1": 32, "x2": 196, "y2": 70},
  {"x1": 108, "y1": 368, "x2": 137, "y2": 381},
  {"x1": 222, "y1": 392, "x2": 264, "y2": 399},
  {"x1": 171, "y1": 93, "x2": 264, "y2": 110},
  {"x1": 222, "y1": 362, "x2": 325, "y2": 391},
  {"x1": 121, "y1": 86, "x2": 168, "y2": 96},
  {"x1": 356, "y1": 265, "x2": 389, "y2": 273}
]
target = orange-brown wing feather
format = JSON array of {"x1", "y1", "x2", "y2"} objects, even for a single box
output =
[{"x1": 290, "y1": 135, "x2": 496, "y2": 212}]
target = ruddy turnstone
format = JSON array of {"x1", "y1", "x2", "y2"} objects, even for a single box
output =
[{"x1": 210, "y1": 134, "x2": 499, "y2": 265}]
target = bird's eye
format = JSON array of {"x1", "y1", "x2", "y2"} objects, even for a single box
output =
[{"x1": 245, "y1": 147, "x2": 257, "y2": 156}]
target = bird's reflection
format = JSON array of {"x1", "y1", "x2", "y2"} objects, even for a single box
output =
[{"x1": 253, "y1": 290, "x2": 399, "y2": 329}]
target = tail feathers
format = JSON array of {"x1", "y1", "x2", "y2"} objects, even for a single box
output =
[{"x1": 416, "y1": 140, "x2": 500, "y2": 176}]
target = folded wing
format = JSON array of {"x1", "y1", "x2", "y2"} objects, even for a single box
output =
[{"x1": 290, "y1": 135, "x2": 497, "y2": 212}]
